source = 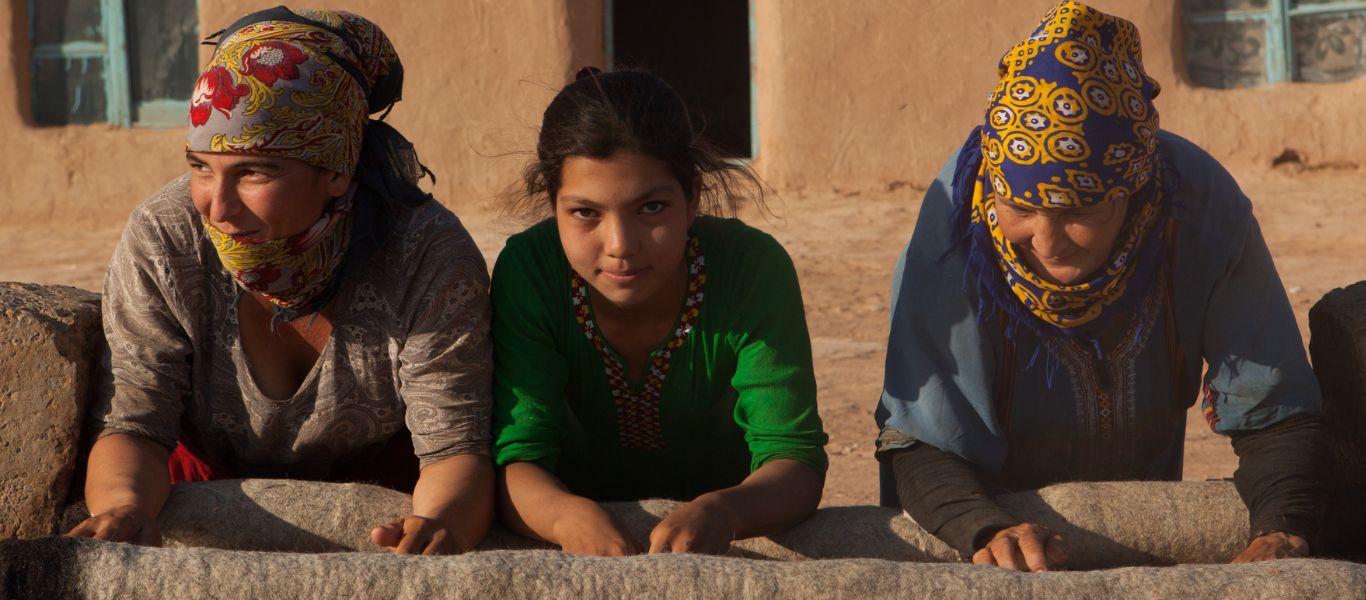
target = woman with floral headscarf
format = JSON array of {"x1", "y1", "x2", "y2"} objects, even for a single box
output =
[
  {"x1": 876, "y1": 2, "x2": 1326, "y2": 571},
  {"x1": 67, "y1": 8, "x2": 494, "y2": 554}
]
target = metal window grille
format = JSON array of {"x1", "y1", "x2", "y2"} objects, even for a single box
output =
[{"x1": 1184, "y1": 0, "x2": 1366, "y2": 87}]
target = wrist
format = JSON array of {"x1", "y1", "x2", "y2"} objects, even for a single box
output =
[
  {"x1": 91, "y1": 499, "x2": 154, "y2": 520},
  {"x1": 548, "y1": 496, "x2": 607, "y2": 543},
  {"x1": 690, "y1": 492, "x2": 742, "y2": 535}
]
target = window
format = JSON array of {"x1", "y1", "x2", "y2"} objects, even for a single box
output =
[
  {"x1": 29, "y1": 0, "x2": 199, "y2": 127},
  {"x1": 1184, "y1": 0, "x2": 1366, "y2": 88},
  {"x1": 607, "y1": 0, "x2": 754, "y2": 159}
]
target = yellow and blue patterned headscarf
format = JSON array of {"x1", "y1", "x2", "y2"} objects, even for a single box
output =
[
  {"x1": 186, "y1": 7, "x2": 406, "y2": 318},
  {"x1": 951, "y1": 1, "x2": 1174, "y2": 357}
]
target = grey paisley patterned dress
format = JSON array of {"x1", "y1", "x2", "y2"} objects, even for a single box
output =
[{"x1": 90, "y1": 176, "x2": 492, "y2": 477}]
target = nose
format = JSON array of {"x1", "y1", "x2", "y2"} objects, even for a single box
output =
[
  {"x1": 601, "y1": 214, "x2": 638, "y2": 259},
  {"x1": 206, "y1": 177, "x2": 243, "y2": 226},
  {"x1": 1030, "y1": 215, "x2": 1071, "y2": 259}
]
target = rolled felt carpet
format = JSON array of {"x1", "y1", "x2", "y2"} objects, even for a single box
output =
[
  {"x1": 3, "y1": 536, "x2": 1363, "y2": 600},
  {"x1": 62, "y1": 478, "x2": 1248, "y2": 568}
]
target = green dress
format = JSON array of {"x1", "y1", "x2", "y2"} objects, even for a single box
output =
[{"x1": 492, "y1": 216, "x2": 828, "y2": 501}]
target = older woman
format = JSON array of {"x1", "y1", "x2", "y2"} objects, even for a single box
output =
[
  {"x1": 876, "y1": 1, "x2": 1327, "y2": 571},
  {"x1": 67, "y1": 8, "x2": 493, "y2": 554}
]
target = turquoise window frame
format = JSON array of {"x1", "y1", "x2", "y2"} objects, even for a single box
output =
[
  {"x1": 1184, "y1": 0, "x2": 1366, "y2": 86},
  {"x1": 27, "y1": 0, "x2": 196, "y2": 128}
]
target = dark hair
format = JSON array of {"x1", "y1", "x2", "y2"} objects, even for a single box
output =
[{"x1": 509, "y1": 69, "x2": 765, "y2": 220}]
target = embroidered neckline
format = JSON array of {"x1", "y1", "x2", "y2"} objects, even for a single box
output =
[{"x1": 570, "y1": 236, "x2": 705, "y2": 450}]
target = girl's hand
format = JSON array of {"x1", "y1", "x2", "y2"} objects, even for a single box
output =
[
  {"x1": 647, "y1": 494, "x2": 738, "y2": 555},
  {"x1": 550, "y1": 499, "x2": 642, "y2": 556},
  {"x1": 1232, "y1": 532, "x2": 1309, "y2": 563},
  {"x1": 371, "y1": 515, "x2": 472, "y2": 555},
  {"x1": 66, "y1": 504, "x2": 162, "y2": 546},
  {"x1": 972, "y1": 522, "x2": 1068, "y2": 572}
]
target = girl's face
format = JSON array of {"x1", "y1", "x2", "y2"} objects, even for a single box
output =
[
  {"x1": 187, "y1": 152, "x2": 351, "y2": 242},
  {"x1": 994, "y1": 196, "x2": 1129, "y2": 285},
  {"x1": 555, "y1": 150, "x2": 697, "y2": 312}
]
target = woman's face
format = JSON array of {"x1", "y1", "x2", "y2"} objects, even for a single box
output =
[
  {"x1": 186, "y1": 152, "x2": 350, "y2": 242},
  {"x1": 555, "y1": 150, "x2": 697, "y2": 312},
  {"x1": 994, "y1": 196, "x2": 1129, "y2": 285}
]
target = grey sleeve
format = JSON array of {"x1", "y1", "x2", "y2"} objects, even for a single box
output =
[
  {"x1": 396, "y1": 224, "x2": 495, "y2": 466},
  {"x1": 89, "y1": 217, "x2": 193, "y2": 451}
]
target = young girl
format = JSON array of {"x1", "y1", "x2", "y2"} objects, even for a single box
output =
[{"x1": 492, "y1": 69, "x2": 828, "y2": 555}]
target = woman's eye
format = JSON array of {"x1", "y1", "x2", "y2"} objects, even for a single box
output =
[
  {"x1": 568, "y1": 207, "x2": 599, "y2": 220},
  {"x1": 640, "y1": 201, "x2": 666, "y2": 215},
  {"x1": 1006, "y1": 204, "x2": 1033, "y2": 217},
  {"x1": 1068, "y1": 206, "x2": 1112, "y2": 223}
]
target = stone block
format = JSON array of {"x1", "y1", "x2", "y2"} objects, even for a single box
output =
[{"x1": 0, "y1": 282, "x2": 102, "y2": 538}]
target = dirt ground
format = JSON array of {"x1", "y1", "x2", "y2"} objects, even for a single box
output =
[{"x1": 2, "y1": 163, "x2": 1362, "y2": 507}]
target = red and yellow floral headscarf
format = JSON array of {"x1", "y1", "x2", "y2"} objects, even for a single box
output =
[
  {"x1": 187, "y1": 7, "x2": 402, "y2": 315},
  {"x1": 187, "y1": 7, "x2": 400, "y2": 174}
]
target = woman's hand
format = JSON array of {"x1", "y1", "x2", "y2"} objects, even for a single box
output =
[
  {"x1": 66, "y1": 504, "x2": 162, "y2": 546},
  {"x1": 373, "y1": 454, "x2": 492, "y2": 555},
  {"x1": 550, "y1": 499, "x2": 642, "y2": 556},
  {"x1": 69, "y1": 434, "x2": 171, "y2": 546},
  {"x1": 370, "y1": 515, "x2": 471, "y2": 555},
  {"x1": 972, "y1": 522, "x2": 1068, "y2": 572},
  {"x1": 1231, "y1": 532, "x2": 1309, "y2": 563},
  {"x1": 648, "y1": 494, "x2": 738, "y2": 555}
]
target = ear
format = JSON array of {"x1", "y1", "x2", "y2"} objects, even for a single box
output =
[
  {"x1": 685, "y1": 176, "x2": 701, "y2": 227},
  {"x1": 323, "y1": 170, "x2": 353, "y2": 197}
]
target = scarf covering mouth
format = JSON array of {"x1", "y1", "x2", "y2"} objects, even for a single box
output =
[
  {"x1": 203, "y1": 185, "x2": 355, "y2": 313},
  {"x1": 185, "y1": 7, "x2": 403, "y2": 175},
  {"x1": 950, "y1": 1, "x2": 1175, "y2": 357}
]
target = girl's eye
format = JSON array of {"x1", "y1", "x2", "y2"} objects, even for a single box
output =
[
  {"x1": 1006, "y1": 204, "x2": 1034, "y2": 217},
  {"x1": 568, "y1": 207, "x2": 599, "y2": 220},
  {"x1": 640, "y1": 201, "x2": 666, "y2": 215}
]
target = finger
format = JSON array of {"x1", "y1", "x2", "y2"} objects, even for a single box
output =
[
  {"x1": 1045, "y1": 533, "x2": 1068, "y2": 565},
  {"x1": 370, "y1": 522, "x2": 403, "y2": 548},
  {"x1": 994, "y1": 538, "x2": 1028, "y2": 572},
  {"x1": 1017, "y1": 530, "x2": 1050, "y2": 572},
  {"x1": 66, "y1": 519, "x2": 98, "y2": 538},
  {"x1": 92, "y1": 519, "x2": 129, "y2": 543},
  {"x1": 422, "y1": 529, "x2": 449, "y2": 556},
  {"x1": 972, "y1": 547, "x2": 997, "y2": 566},
  {"x1": 670, "y1": 534, "x2": 696, "y2": 555},
  {"x1": 647, "y1": 526, "x2": 671, "y2": 554},
  {"x1": 394, "y1": 517, "x2": 431, "y2": 555}
]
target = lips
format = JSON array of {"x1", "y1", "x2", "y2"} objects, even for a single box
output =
[{"x1": 599, "y1": 267, "x2": 648, "y2": 284}]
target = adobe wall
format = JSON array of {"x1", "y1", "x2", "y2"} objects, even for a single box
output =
[
  {"x1": 752, "y1": 0, "x2": 1366, "y2": 197},
  {"x1": 0, "y1": 0, "x2": 604, "y2": 227},
  {"x1": 0, "y1": 0, "x2": 1360, "y2": 227}
]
